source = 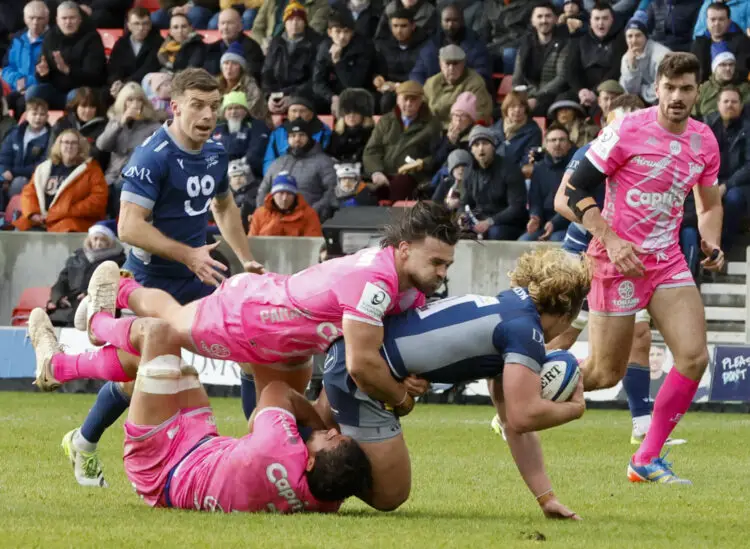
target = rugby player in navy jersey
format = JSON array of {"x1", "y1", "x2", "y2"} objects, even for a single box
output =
[
  {"x1": 319, "y1": 248, "x2": 592, "y2": 517},
  {"x1": 61, "y1": 68, "x2": 264, "y2": 488}
]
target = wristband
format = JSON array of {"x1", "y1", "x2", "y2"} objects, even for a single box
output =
[{"x1": 535, "y1": 489, "x2": 554, "y2": 506}]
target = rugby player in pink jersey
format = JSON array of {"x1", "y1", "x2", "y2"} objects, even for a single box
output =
[
  {"x1": 28, "y1": 308, "x2": 371, "y2": 512},
  {"x1": 33, "y1": 202, "x2": 458, "y2": 421},
  {"x1": 565, "y1": 53, "x2": 725, "y2": 484}
]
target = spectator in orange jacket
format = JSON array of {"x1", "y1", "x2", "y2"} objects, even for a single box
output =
[
  {"x1": 249, "y1": 172, "x2": 322, "y2": 237},
  {"x1": 14, "y1": 128, "x2": 108, "y2": 232}
]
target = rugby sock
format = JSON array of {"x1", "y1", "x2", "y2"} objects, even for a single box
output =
[
  {"x1": 116, "y1": 276, "x2": 143, "y2": 310},
  {"x1": 80, "y1": 381, "x2": 131, "y2": 444},
  {"x1": 622, "y1": 363, "x2": 652, "y2": 429},
  {"x1": 91, "y1": 313, "x2": 140, "y2": 356},
  {"x1": 51, "y1": 345, "x2": 132, "y2": 383},
  {"x1": 240, "y1": 371, "x2": 257, "y2": 420},
  {"x1": 633, "y1": 368, "x2": 698, "y2": 464}
]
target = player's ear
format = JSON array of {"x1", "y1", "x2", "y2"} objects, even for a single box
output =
[{"x1": 306, "y1": 454, "x2": 315, "y2": 472}]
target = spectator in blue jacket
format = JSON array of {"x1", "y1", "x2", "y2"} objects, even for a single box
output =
[
  {"x1": 213, "y1": 90, "x2": 270, "y2": 181},
  {"x1": 693, "y1": 0, "x2": 749, "y2": 39},
  {"x1": 518, "y1": 122, "x2": 573, "y2": 242},
  {"x1": 263, "y1": 95, "x2": 332, "y2": 174},
  {"x1": 0, "y1": 97, "x2": 50, "y2": 211},
  {"x1": 409, "y1": 4, "x2": 491, "y2": 87},
  {"x1": 1, "y1": 1, "x2": 49, "y2": 117}
]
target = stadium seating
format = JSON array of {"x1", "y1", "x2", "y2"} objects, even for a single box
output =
[
  {"x1": 319, "y1": 115, "x2": 334, "y2": 129},
  {"x1": 392, "y1": 201, "x2": 417, "y2": 207},
  {"x1": 496, "y1": 75, "x2": 513, "y2": 103},
  {"x1": 159, "y1": 29, "x2": 222, "y2": 43},
  {"x1": 10, "y1": 286, "x2": 50, "y2": 327},
  {"x1": 2, "y1": 195, "x2": 22, "y2": 229},
  {"x1": 135, "y1": 0, "x2": 161, "y2": 12},
  {"x1": 534, "y1": 117, "x2": 546, "y2": 136},
  {"x1": 97, "y1": 29, "x2": 123, "y2": 58},
  {"x1": 19, "y1": 111, "x2": 64, "y2": 125}
]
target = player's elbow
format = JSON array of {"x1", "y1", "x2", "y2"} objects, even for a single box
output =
[
  {"x1": 504, "y1": 406, "x2": 535, "y2": 434},
  {"x1": 554, "y1": 191, "x2": 568, "y2": 216}
]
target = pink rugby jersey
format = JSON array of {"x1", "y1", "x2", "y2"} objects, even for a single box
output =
[
  {"x1": 585, "y1": 107, "x2": 719, "y2": 257},
  {"x1": 168, "y1": 408, "x2": 341, "y2": 513}
]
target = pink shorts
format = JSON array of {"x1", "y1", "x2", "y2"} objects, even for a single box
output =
[
  {"x1": 123, "y1": 407, "x2": 218, "y2": 507},
  {"x1": 587, "y1": 246, "x2": 694, "y2": 315},
  {"x1": 190, "y1": 273, "x2": 334, "y2": 365}
]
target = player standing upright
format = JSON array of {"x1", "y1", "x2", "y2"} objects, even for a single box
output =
[
  {"x1": 60, "y1": 68, "x2": 263, "y2": 488},
  {"x1": 565, "y1": 53, "x2": 724, "y2": 483}
]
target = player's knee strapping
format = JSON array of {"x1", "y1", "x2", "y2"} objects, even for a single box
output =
[{"x1": 134, "y1": 355, "x2": 201, "y2": 394}]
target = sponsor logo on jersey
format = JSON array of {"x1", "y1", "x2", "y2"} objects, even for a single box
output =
[
  {"x1": 625, "y1": 189, "x2": 683, "y2": 209},
  {"x1": 591, "y1": 126, "x2": 619, "y2": 160},
  {"x1": 124, "y1": 165, "x2": 153, "y2": 184},
  {"x1": 206, "y1": 154, "x2": 219, "y2": 169},
  {"x1": 199, "y1": 341, "x2": 231, "y2": 359},
  {"x1": 689, "y1": 162, "x2": 705, "y2": 176},
  {"x1": 612, "y1": 280, "x2": 639, "y2": 309},
  {"x1": 356, "y1": 282, "x2": 392, "y2": 320},
  {"x1": 266, "y1": 463, "x2": 306, "y2": 512},
  {"x1": 669, "y1": 141, "x2": 682, "y2": 155},
  {"x1": 631, "y1": 156, "x2": 670, "y2": 169},
  {"x1": 646, "y1": 136, "x2": 659, "y2": 146},
  {"x1": 690, "y1": 133, "x2": 702, "y2": 154},
  {"x1": 259, "y1": 307, "x2": 303, "y2": 324}
]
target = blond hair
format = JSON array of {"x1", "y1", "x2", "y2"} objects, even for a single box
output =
[
  {"x1": 109, "y1": 82, "x2": 161, "y2": 122},
  {"x1": 509, "y1": 247, "x2": 593, "y2": 319},
  {"x1": 49, "y1": 129, "x2": 90, "y2": 166}
]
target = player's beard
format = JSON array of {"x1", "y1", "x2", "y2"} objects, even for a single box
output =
[{"x1": 662, "y1": 101, "x2": 690, "y2": 124}]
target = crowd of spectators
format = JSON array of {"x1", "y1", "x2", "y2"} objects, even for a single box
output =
[{"x1": 0, "y1": 0, "x2": 748, "y2": 258}]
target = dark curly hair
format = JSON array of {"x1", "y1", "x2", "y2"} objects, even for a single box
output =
[
  {"x1": 306, "y1": 437, "x2": 373, "y2": 502},
  {"x1": 380, "y1": 201, "x2": 460, "y2": 249}
]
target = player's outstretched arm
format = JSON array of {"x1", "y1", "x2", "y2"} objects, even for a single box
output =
[
  {"x1": 491, "y1": 376, "x2": 581, "y2": 520},
  {"x1": 342, "y1": 318, "x2": 414, "y2": 416},
  {"x1": 211, "y1": 194, "x2": 264, "y2": 274},
  {"x1": 553, "y1": 171, "x2": 579, "y2": 223},
  {"x1": 502, "y1": 363, "x2": 584, "y2": 433},
  {"x1": 251, "y1": 381, "x2": 327, "y2": 433}
]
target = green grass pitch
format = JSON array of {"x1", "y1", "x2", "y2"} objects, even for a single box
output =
[{"x1": 2, "y1": 392, "x2": 749, "y2": 549}]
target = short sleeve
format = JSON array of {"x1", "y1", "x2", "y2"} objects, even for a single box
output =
[
  {"x1": 697, "y1": 129, "x2": 720, "y2": 188},
  {"x1": 585, "y1": 117, "x2": 630, "y2": 176},
  {"x1": 565, "y1": 144, "x2": 589, "y2": 174},
  {"x1": 339, "y1": 275, "x2": 398, "y2": 326},
  {"x1": 493, "y1": 316, "x2": 547, "y2": 374},
  {"x1": 120, "y1": 144, "x2": 165, "y2": 211},
  {"x1": 252, "y1": 407, "x2": 302, "y2": 448}
]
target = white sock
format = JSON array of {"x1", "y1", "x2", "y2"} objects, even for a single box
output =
[
  {"x1": 632, "y1": 415, "x2": 652, "y2": 436},
  {"x1": 74, "y1": 429, "x2": 97, "y2": 453}
]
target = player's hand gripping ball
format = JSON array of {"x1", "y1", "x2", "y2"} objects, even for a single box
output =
[{"x1": 540, "y1": 350, "x2": 580, "y2": 402}]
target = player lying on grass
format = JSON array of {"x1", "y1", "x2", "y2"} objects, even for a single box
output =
[
  {"x1": 319, "y1": 248, "x2": 592, "y2": 516},
  {"x1": 28, "y1": 307, "x2": 372, "y2": 512}
]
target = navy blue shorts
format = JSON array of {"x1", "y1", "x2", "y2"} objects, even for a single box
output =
[
  {"x1": 323, "y1": 339, "x2": 402, "y2": 443},
  {"x1": 124, "y1": 260, "x2": 216, "y2": 306}
]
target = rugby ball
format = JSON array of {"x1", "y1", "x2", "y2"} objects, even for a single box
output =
[{"x1": 540, "y1": 350, "x2": 581, "y2": 402}]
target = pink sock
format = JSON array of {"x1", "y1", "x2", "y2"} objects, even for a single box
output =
[
  {"x1": 91, "y1": 313, "x2": 140, "y2": 356},
  {"x1": 634, "y1": 368, "x2": 698, "y2": 465},
  {"x1": 51, "y1": 345, "x2": 133, "y2": 383},
  {"x1": 117, "y1": 277, "x2": 143, "y2": 310}
]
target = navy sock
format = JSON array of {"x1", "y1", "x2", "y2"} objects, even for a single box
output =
[
  {"x1": 80, "y1": 382, "x2": 131, "y2": 444},
  {"x1": 240, "y1": 371, "x2": 257, "y2": 420},
  {"x1": 622, "y1": 363, "x2": 652, "y2": 419}
]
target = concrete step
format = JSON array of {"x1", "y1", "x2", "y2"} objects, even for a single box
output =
[
  {"x1": 727, "y1": 262, "x2": 746, "y2": 276},
  {"x1": 701, "y1": 283, "x2": 746, "y2": 296},
  {"x1": 705, "y1": 306, "x2": 746, "y2": 322},
  {"x1": 702, "y1": 293, "x2": 745, "y2": 307},
  {"x1": 707, "y1": 320, "x2": 745, "y2": 332}
]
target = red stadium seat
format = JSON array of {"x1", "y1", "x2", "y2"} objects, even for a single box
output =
[
  {"x1": 271, "y1": 114, "x2": 286, "y2": 128},
  {"x1": 11, "y1": 287, "x2": 51, "y2": 327},
  {"x1": 319, "y1": 115, "x2": 334, "y2": 129},
  {"x1": 378, "y1": 200, "x2": 393, "y2": 206},
  {"x1": 2, "y1": 194, "x2": 22, "y2": 228},
  {"x1": 372, "y1": 115, "x2": 381, "y2": 124},
  {"x1": 198, "y1": 30, "x2": 222, "y2": 43},
  {"x1": 97, "y1": 29, "x2": 123, "y2": 58},
  {"x1": 496, "y1": 75, "x2": 513, "y2": 103},
  {"x1": 135, "y1": 0, "x2": 161, "y2": 12},
  {"x1": 47, "y1": 111, "x2": 65, "y2": 125},
  {"x1": 533, "y1": 116, "x2": 547, "y2": 137},
  {"x1": 392, "y1": 201, "x2": 418, "y2": 208}
]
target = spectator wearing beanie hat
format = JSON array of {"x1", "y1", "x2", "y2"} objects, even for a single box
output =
[
  {"x1": 227, "y1": 158, "x2": 257, "y2": 233},
  {"x1": 250, "y1": 171, "x2": 323, "y2": 237},
  {"x1": 258, "y1": 117, "x2": 337, "y2": 221},
  {"x1": 252, "y1": 0, "x2": 330, "y2": 51},
  {"x1": 329, "y1": 88, "x2": 375, "y2": 164},
  {"x1": 262, "y1": 2, "x2": 322, "y2": 115},
  {"x1": 461, "y1": 125, "x2": 528, "y2": 241},
  {"x1": 205, "y1": 7, "x2": 265, "y2": 82},
  {"x1": 423, "y1": 45, "x2": 492, "y2": 130},
  {"x1": 334, "y1": 161, "x2": 378, "y2": 207},
  {"x1": 691, "y1": 1, "x2": 750, "y2": 84},
  {"x1": 213, "y1": 91, "x2": 270, "y2": 180},
  {"x1": 619, "y1": 11, "x2": 671, "y2": 106},
  {"x1": 428, "y1": 91, "x2": 476, "y2": 187},
  {"x1": 312, "y1": 9, "x2": 377, "y2": 116},
  {"x1": 262, "y1": 95, "x2": 332, "y2": 173},
  {"x1": 218, "y1": 40, "x2": 268, "y2": 122},
  {"x1": 694, "y1": 48, "x2": 750, "y2": 119},
  {"x1": 432, "y1": 148, "x2": 472, "y2": 210}
]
